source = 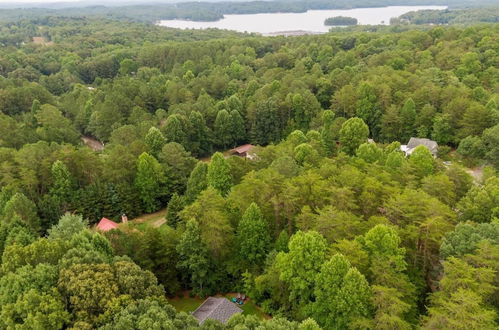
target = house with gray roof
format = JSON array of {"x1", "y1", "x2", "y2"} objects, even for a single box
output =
[
  {"x1": 192, "y1": 297, "x2": 243, "y2": 325},
  {"x1": 401, "y1": 137, "x2": 438, "y2": 157}
]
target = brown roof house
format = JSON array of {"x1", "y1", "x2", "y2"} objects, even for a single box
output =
[
  {"x1": 192, "y1": 297, "x2": 242, "y2": 325},
  {"x1": 401, "y1": 138, "x2": 438, "y2": 158},
  {"x1": 230, "y1": 144, "x2": 256, "y2": 160}
]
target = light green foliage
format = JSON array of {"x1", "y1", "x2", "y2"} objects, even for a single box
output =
[
  {"x1": 276, "y1": 231, "x2": 327, "y2": 304},
  {"x1": 134, "y1": 152, "x2": 165, "y2": 213},
  {"x1": 176, "y1": 219, "x2": 211, "y2": 294},
  {"x1": 145, "y1": 127, "x2": 166, "y2": 158},
  {"x1": 2, "y1": 193, "x2": 40, "y2": 233},
  {"x1": 162, "y1": 114, "x2": 187, "y2": 145},
  {"x1": 294, "y1": 143, "x2": 320, "y2": 166},
  {"x1": 214, "y1": 109, "x2": 232, "y2": 148},
  {"x1": 356, "y1": 142, "x2": 383, "y2": 163},
  {"x1": 181, "y1": 188, "x2": 233, "y2": 261},
  {"x1": 399, "y1": 98, "x2": 416, "y2": 143},
  {"x1": 0, "y1": 289, "x2": 70, "y2": 330},
  {"x1": 408, "y1": 145, "x2": 434, "y2": 178},
  {"x1": 207, "y1": 152, "x2": 232, "y2": 197},
  {"x1": 48, "y1": 213, "x2": 87, "y2": 240},
  {"x1": 482, "y1": 124, "x2": 499, "y2": 169},
  {"x1": 312, "y1": 254, "x2": 372, "y2": 329},
  {"x1": 100, "y1": 297, "x2": 197, "y2": 329},
  {"x1": 35, "y1": 104, "x2": 79, "y2": 144},
  {"x1": 321, "y1": 110, "x2": 337, "y2": 156},
  {"x1": 339, "y1": 117, "x2": 369, "y2": 155},
  {"x1": 423, "y1": 256, "x2": 497, "y2": 330},
  {"x1": 457, "y1": 177, "x2": 499, "y2": 223},
  {"x1": 237, "y1": 203, "x2": 270, "y2": 270},
  {"x1": 421, "y1": 174, "x2": 456, "y2": 206}
]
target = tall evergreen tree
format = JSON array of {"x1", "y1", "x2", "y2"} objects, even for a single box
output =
[
  {"x1": 229, "y1": 110, "x2": 246, "y2": 146},
  {"x1": 339, "y1": 117, "x2": 369, "y2": 155},
  {"x1": 144, "y1": 127, "x2": 166, "y2": 158},
  {"x1": 400, "y1": 98, "x2": 417, "y2": 143},
  {"x1": 176, "y1": 219, "x2": 211, "y2": 295},
  {"x1": 313, "y1": 254, "x2": 372, "y2": 329},
  {"x1": 165, "y1": 193, "x2": 185, "y2": 228},
  {"x1": 50, "y1": 160, "x2": 75, "y2": 212},
  {"x1": 207, "y1": 152, "x2": 232, "y2": 197},
  {"x1": 214, "y1": 110, "x2": 232, "y2": 148},
  {"x1": 237, "y1": 203, "x2": 270, "y2": 271},
  {"x1": 134, "y1": 152, "x2": 165, "y2": 213},
  {"x1": 185, "y1": 161, "x2": 208, "y2": 203}
]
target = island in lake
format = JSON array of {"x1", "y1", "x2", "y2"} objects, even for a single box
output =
[{"x1": 324, "y1": 16, "x2": 358, "y2": 26}]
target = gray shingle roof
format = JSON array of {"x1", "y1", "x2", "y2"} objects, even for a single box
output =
[
  {"x1": 192, "y1": 297, "x2": 243, "y2": 325},
  {"x1": 407, "y1": 137, "x2": 438, "y2": 155}
]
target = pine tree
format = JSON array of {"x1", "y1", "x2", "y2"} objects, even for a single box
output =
[
  {"x1": 165, "y1": 193, "x2": 185, "y2": 228},
  {"x1": 162, "y1": 114, "x2": 186, "y2": 145},
  {"x1": 229, "y1": 110, "x2": 246, "y2": 146},
  {"x1": 207, "y1": 152, "x2": 232, "y2": 197},
  {"x1": 321, "y1": 110, "x2": 337, "y2": 157},
  {"x1": 176, "y1": 219, "x2": 211, "y2": 294},
  {"x1": 400, "y1": 98, "x2": 416, "y2": 143},
  {"x1": 50, "y1": 160, "x2": 75, "y2": 212},
  {"x1": 214, "y1": 110, "x2": 232, "y2": 148},
  {"x1": 134, "y1": 152, "x2": 165, "y2": 213},
  {"x1": 237, "y1": 203, "x2": 270, "y2": 270},
  {"x1": 185, "y1": 161, "x2": 208, "y2": 203},
  {"x1": 144, "y1": 127, "x2": 166, "y2": 158},
  {"x1": 313, "y1": 254, "x2": 372, "y2": 329},
  {"x1": 188, "y1": 111, "x2": 210, "y2": 157},
  {"x1": 339, "y1": 117, "x2": 369, "y2": 155}
]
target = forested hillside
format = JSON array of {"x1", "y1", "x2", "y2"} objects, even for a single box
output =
[
  {"x1": 0, "y1": 0, "x2": 496, "y2": 23},
  {"x1": 0, "y1": 16, "x2": 498, "y2": 329}
]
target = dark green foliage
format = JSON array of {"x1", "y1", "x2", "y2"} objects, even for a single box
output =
[
  {"x1": 324, "y1": 16, "x2": 358, "y2": 26},
  {"x1": 166, "y1": 193, "x2": 185, "y2": 228}
]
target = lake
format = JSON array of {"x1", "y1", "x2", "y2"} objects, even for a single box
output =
[{"x1": 157, "y1": 6, "x2": 447, "y2": 34}]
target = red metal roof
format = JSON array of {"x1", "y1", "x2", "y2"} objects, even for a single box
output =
[
  {"x1": 96, "y1": 218, "x2": 119, "y2": 232},
  {"x1": 230, "y1": 144, "x2": 254, "y2": 154}
]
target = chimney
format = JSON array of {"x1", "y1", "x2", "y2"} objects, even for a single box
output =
[{"x1": 121, "y1": 213, "x2": 128, "y2": 223}]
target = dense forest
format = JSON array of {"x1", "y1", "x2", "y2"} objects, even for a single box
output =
[
  {"x1": 324, "y1": 17, "x2": 358, "y2": 26},
  {"x1": 0, "y1": 0, "x2": 497, "y2": 23},
  {"x1": 0, "y1": 11, "x2": 498, "y2": 329},
  {"x1": 393, "y1": 7, "x2": 499, "y2": 25}
]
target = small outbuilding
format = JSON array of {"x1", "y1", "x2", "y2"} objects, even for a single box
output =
[
  {"x1": 192, "y1": 297, "x2": 243, "y2": 325},
  {"x1": 401, "y1": 137, "x2": 438, "y2": 157},
  {"x1": 96, "y1": 217, "x2": 119, "y2": 232},
  {"x1": 230, "y1": 144, "x2": 255, "y2": 159}
]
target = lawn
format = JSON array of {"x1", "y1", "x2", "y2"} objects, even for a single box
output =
[
  {"x1": 168, "y1": 295, "x2": 205, "y2": 313},
  {"x1": 168, "y1": 293, "x2": 269, "y2": 319}
]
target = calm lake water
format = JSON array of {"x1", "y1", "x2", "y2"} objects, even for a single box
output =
[{"x1": 158, "y1": 6, "x2": 447, "y2": 34}]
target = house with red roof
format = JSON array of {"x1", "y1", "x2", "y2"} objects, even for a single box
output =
[{"x1": 96, "y1": 217, "x2": 119, "y2": 232}]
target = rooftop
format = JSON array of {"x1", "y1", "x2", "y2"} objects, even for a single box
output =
[
  {"x1": 230, "y1": 144, "x2": 255, "y2": 154},
  {"x1": 192, "y1": 297, "x2": 243, "y2": 325},
  {"x1": 96, "y1": 217, "x2": 119, "y2": 232}
]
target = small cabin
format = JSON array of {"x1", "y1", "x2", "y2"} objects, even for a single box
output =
[
  {"x1": 230, "y1": 144, "x2": 256, "y2": 159},
  {"x1": 96, "y1": 218, "x2": 119, "y2": 232}
]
